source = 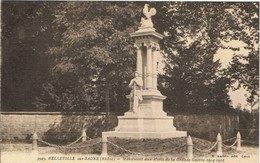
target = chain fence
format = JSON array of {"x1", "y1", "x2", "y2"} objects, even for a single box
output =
[
  {"x1": 193, "y1": 141, "x2": 218, "y2": 153},
  {"x1": 108, "y1": 136, "x2": 239, "y2": 156},
  {"x1": 86, "y1": 135, "x2": 93, "y2": 140},
  {"x1": 108, "y1": 141, "x2": 186, "y2": 156},
  {"x1": 222, "y1": 137, "x2": 237, "y2": 143},
  {"x1": 37, "y1": 133, "x2": 100, "y2": 149},
  {"x1": 222, "y1": 138, "x2": 238, "y2": 149},
  {"x1": 193, "y1": 136, "x2": 238, "y2": 153},
  {"x1": 38, "y1": 139, "x2": 101, "y2": 149},
  {"x1": 33, "y1": 132, "x2": 245, "y2": 156},
  {"x1": 38, "y1": 135, "x2": 82, "y2": 148}
]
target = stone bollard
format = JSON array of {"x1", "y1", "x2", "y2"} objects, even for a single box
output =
[
  {"x1": 216, "y1": 133, "x2": 223, "y2": 156},
  {"x1": 187, "y1": 135, "x2": 193, "y2": 159},
  {"x1": 236, "y1": 131, "x2": 242, "y2": 151},
  {"x1": 82, "y1": 130, "x2": 87, "y2": 142},
  {"x1": 101, "y1": 136, "x2": 108, "y2": 157},
  {"x1": 32, "y1": 132, "x2": 38, "y2": 154}
]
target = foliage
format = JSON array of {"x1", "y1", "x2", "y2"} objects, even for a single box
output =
[
  {"x1": 154, "y1": 2, "x2": 237, "y2": 113},
  {"x1": 238, "y1": 110, "x2": 259, "y2": 129},
  {"x1": 224, "y1": 3, "x2": 259, "y2": 111},
  {"x1": 1, "y1": 2, "x2": 258, "y2": 114},
  {"x1": 34, "y1": 2, "x2": 145, "y2": 112},
  {"x1": 1, "y1": 2, "x2": 58, "y2": 111}
]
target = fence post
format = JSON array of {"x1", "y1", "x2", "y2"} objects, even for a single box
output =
[
  {"x1": 187, "y1": 135, "x2": 193, "y2": 159},
  {"x1": 236, "y1": 131, "x2": 242, "y2": 151},
  {"x1": 32, "y1": 132, "x2": 38, "y2": 153},
  {"x1": 101, "y1": 136, "x2": 108, "y2": 157},
  {"x1": 82, "y1": 130, "x2": 86, "y2": 142},
  {"x1": 216, "y1": 133, "x2": 223, "y2": 156}
]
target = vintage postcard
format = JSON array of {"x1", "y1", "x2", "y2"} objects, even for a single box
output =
[{"x1": 0, "y1": 1, "x2": 259, "y2": 163}]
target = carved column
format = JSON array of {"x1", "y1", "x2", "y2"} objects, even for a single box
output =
[
  {"x1": 146, "y1": 44, "x2": 153, "y2": 90},
  {"x1": 135, "y1": 44, "x2": 142, "y2": 81},
  {"x1": 152, "y1": 46, "x2": 158, "y2": 90}
]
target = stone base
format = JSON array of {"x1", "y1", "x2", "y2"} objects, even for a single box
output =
[
  {"x1": 115, "y1": 113, "x2": 177, "y2": 132},
  {"x1": 102, "y1": 130, "x2": 187, "y2": 139},
  {"x1": 103, "y1": 112, "x2": 187, "y2": 139},
  {"x1": 103, "y1": 90, "x2": 187, "y2": 139}
]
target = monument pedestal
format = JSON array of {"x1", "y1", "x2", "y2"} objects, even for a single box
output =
[
  {"x1": 103, "y1": 90, "x2": 187, "y2": 139},
  {"x1": 103, "y1": 131, "x2": 187, "y2": 139}
]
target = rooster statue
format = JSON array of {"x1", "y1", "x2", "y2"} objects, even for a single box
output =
[
  {"x1": 140, "y1": 4, "x2": 156, "y2": 28},
  {"x1": 143, "y1": 4, "x2": 156, "y2": 21}
]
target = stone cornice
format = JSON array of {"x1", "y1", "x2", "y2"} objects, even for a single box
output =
[{"x1": 130, "y1": 30, "x2": 164, "y2": 40}]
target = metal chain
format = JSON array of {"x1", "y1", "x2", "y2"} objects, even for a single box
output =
[
  {"x1": 194, "y1": 141, "x2": 218, "y2": 153},
  {"x1": 38, "y1": 139, "x2": 100, "y2": 149},
  {"x1": 110, "y1": 141, "x2": 185, "y2": 156},
  {"x1": 222, "y1": 138, "x2": 238, "y2": 148},
  {"x1": 222, "y1": 144, "x2": 236, "y2": 150},
  {"x1": 86, "y1": 135, "x2": 93, "y2": 140},
  {"x1": 61, "y1": 141, "x2": 101, "y2": 149},
  {"x1": 38, "y1": 139, "x2": 70, "y2": 149},
  {"x1": 64, "y1": 136, "x2": 83, "y2": 147},
  {"x1": 35, "y1": 135, "x2": 239, "y2": 154},
  {"x1": 37, "y1": 135, "x2": 82, "y2": 148},
  {"x1": 38, "y1": 138, "x2": 101, "y2": 149},
  {"x1": 107, "y1": 141, "x2": 141, "y2": 155},
  {"x1": 222, "y1": 137, "x2": 237, "y2": 143},
  {"x1": 108, "y1": 141, "x2": 186, "y2": 156}
]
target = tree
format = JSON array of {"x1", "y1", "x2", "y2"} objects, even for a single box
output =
[
  {"x1": 34, "y1": 2, "x2": 145, "y2": 113},
  {"x1": 224, "y1": 3, "x2": 259, "y2": 112},
  {"x1": 1, "y1": 2, "x2": 58, "y2": 111},
  {"x1": 153, "y1": 2, "x2": 237, "y2": 113},
  {"x1": 2, "y1": 2, "x2": 257, "y2": 115}
]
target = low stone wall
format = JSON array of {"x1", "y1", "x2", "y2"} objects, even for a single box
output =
[
  {"x1": 173, "y1": 114, "x2": 239, "y2": 141},
  {"x1": 0, "y1": 112, "x2": 118, "y2": 142},
  {"x1": 0, "y1": 112, "x2": 239, "y2": 141}
]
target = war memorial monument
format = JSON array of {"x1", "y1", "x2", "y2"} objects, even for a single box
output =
[{"x1": 102, "y1": 4, "x2": 187, "y2": 140}]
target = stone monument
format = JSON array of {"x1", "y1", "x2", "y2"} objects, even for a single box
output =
[{"x1": 103, "y1": 4, "x2": 186, "y2": 139}]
